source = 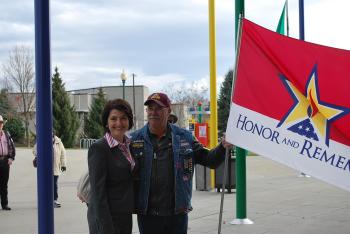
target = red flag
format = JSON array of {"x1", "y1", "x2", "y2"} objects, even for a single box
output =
[{"x1": 226, "y1": 19, "x2": 350, "y2": 191}]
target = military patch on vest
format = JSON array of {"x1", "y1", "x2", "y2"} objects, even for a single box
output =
[
  {"x1": 183, "y1": 157, "x2": 193, "y2": 171},
  {"x1": 183, "y1": 156, "x2": 193, "y2": 176},
  {"x1": 180, "y1": 139, "x2": 190, "y2": 148},
  {"x1": 131, "y1": 140, "x2": 144, "y2": 149},
  {"x1": 176, "y1": 161, "x2": 182, "y2": 169},
  {"x1": 131, "y1": 140, "x2": 144, "y2": 157},
  {"x1": 183, "y1": 175, "x2": 190, "y2": 181}
]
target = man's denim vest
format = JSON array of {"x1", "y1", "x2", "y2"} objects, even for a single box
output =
[{"x1": 131, "y1": 124, "x2": 195, "y2": 215}]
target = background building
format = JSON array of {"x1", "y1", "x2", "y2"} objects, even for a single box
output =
[
  {"x1": 6, "y1": 86, "x2": 210, "y2": 146},
  {"x1": 7, "y1": 85, "x2": 149, "y2": 145},
  {"x1": 67, "y1": 85, "x2": 149, "y2": 131}
]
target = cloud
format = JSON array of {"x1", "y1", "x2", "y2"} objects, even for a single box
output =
[
  {"x1": 2, "y1": 0, "x2": 349, "y2": 96},
  {"x1": 1, "y1": 0, "x2": 235, "y2": 93}
]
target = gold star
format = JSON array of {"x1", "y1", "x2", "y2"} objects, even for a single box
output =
[{"x1": 279, "y1": 67, "x2": 345, "y2": 145}]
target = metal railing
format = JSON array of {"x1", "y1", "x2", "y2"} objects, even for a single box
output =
[{"x1": 79, "y1": 138, "x2": 97, "y2": 149}]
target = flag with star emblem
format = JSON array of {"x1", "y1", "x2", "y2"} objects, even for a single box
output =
[{"x1": 226, "y1": 19, "x2": 350, "y2": 191}]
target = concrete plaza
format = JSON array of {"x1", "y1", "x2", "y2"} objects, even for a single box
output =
[{"x1": 0, "y1": 148, "x2": 349, "y2": 234}]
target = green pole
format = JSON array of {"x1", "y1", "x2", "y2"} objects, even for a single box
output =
[
  {"x1": 231, "y1": 0, "x2": 252, "y2": 224},
  {"x1": 235, "y1": 0, "x2": 244, "y2": 45},
  {"x1": 235, "y1": 1, "x2": 247, "y2": 219},
  {"x1": 235, "y1": 147, "x2": 247, "y2": 219}
]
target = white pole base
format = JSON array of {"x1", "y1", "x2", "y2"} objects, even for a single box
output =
[{"x1": 229, "y1": 218, "x2": 254, "y2": 225}]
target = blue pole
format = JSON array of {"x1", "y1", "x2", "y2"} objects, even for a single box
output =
[
  {"x1": 34, "y1": 0, "x2": 54, "y2": 234},
  {"x1": 299, "y1": 0, "x2": 305, "y2": 40}
]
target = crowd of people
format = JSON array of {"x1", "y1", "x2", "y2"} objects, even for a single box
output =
[
  {"x1": 2, "y1": 92, "x2": 233, "y2": 234},
  {"x1": 0, "y1": 114, "x2": 68, "y2": 210}
]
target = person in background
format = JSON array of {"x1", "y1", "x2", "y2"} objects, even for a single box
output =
[
  {"x1": 87, "y1": 99, "x2": 137, "y2": 234},
  {"x1": 168, "y1": 113, "x2": 178, "y2": 124},
  {"x1": 0, "y1": 115, "x2": 16, "y2": 211},
  {"x1": 33, "y1": 131, "x2": 67, "y2": 208},
  {"x1": 131, "y1": 92, "x2": 233, "y2": 234}
]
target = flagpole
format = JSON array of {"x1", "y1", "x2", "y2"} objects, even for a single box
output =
[
  {"x1": 208, "y1": 0, "x2": 218, "y2": 188},
  {"x1": 299, "y1": 0, "x2": 305, "y2": 40},
  {"x1": 230, "y1": 1, "x2": 253, "y2": 224},
  {"x1": 218, "y1": 149, "x2": 230, "y2": 234},
  {"x1": 34, "y1": 0, "x2": 54, "y2": 233}
]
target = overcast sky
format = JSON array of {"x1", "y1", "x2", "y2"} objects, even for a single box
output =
[{"x1": 1, "y1": 0, "x2": 349, "y2": 93}]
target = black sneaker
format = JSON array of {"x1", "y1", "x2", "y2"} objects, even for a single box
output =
[{"x1": 2, "y1": 206, "x2": 11, "y2": 210}]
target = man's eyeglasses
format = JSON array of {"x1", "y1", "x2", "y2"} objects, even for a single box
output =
[{"x1": 146, "y1": 106, "x2": 167, "y2": 113}]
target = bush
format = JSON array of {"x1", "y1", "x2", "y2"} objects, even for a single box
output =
[{"x1": 4, "y1": 117, "x2": 25, "y2": 143}]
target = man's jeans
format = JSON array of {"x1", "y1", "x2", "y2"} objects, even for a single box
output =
[{"x1": 137, "y1": 213, "x2": 188, "y2": 234}]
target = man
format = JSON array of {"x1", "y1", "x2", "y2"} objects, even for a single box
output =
[
  {"x1": 131, "y1": 92, "x2": 233, "y2": 234},
  {"x1": 0, "y1": 115, "x2": 16, "y2": 211},
  {"x1": 168, "y1": 113, "x2": 178, "y2": 124}
]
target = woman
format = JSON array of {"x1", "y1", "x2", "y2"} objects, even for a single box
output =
[
  {"x1": 87, "y1": 99, "x2": 137, "y2": 234},
  {"x1": 33, "y1": 132, "x2": 66, "y2": 208}
]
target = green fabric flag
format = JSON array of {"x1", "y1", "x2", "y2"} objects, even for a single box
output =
[{"x1": 276, "y1": 2, "x2": 286, "y2": 35}]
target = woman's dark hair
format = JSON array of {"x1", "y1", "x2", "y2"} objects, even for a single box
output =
[{"x1": 101, "y1": 99, "x2": 134, "y2": 132}]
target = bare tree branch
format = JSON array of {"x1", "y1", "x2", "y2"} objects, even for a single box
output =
[
  {"x1": 1, "y1": 45, "x2": 35, "y2": 146},
  {"x1": 161, "y1": 81, "x2": 209, "y2": 106}
]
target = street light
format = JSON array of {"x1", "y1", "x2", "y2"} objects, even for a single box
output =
[
  {"x1": 120, "y1": 70, "x2": 127, "y2": 100},
  {"x1": 132, "y1": 73, "x2": 136, "y2": 129}
]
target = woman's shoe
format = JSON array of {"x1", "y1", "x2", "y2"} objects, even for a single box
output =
[
  {"x1": 54, "y1": 200, "x2": 61, "y2": 208},
  {"x1": 2, "y1": 206, "x2": 11, "y2": 210}
]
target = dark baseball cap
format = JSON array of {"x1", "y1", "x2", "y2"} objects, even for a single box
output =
[{"x1": 144, "y1": 92, "x2": 171, "y2": 108}]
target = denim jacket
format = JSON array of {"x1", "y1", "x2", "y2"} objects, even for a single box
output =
[{"x1": 131, "y1": 124, "x2": 225, "y2": 215}]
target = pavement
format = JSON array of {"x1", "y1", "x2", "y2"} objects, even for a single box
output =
[{"x1": 1, "y1": 148, "x2": 349, "y2": 234}]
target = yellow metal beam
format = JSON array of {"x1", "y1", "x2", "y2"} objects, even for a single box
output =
[{"x1": 208, "y1": 0, "x2": 218, "y2": 189}]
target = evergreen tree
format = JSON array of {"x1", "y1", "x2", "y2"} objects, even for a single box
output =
[
  {"x1": 52, "y1": 67, "x2": 79, "y2": 147},
  {"x1": 0, "y1": 89, "x2": 13, "y2": 116},
  {"x1": 84, "y1": 87, "x2": 107, "y2": 139},
  {"x1": 0, "y1": 89, "x2": 25, "y2": 143},
  {"x1": 4, "y1": 117, "x2": 25, "y2": 143},
  {"x1": 218, "y1": 69, "x2": 234, "y2": 136}
]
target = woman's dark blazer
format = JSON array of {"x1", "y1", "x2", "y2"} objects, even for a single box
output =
[{"x1": 87, "y1": 138, "x2": 137, "y2": 234}]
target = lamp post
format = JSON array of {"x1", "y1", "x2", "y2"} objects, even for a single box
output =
[
  {"x1": 132, "y1": 73, "x2": 136, "y2": 129},
  {"x1": 120, "y1": 70, "x2": 127, "y2": 100}
]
